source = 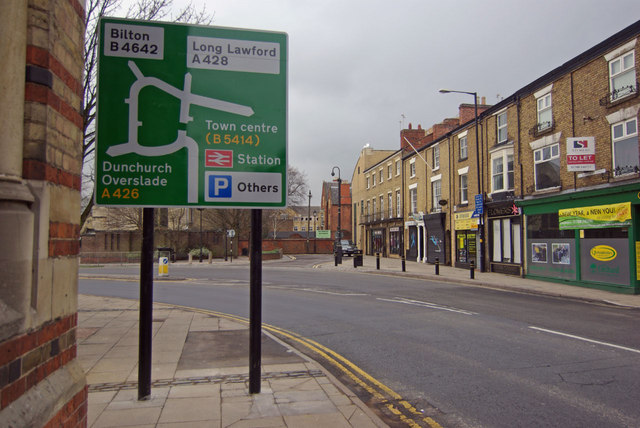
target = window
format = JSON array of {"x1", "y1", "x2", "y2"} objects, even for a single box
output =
[
  {"x1": 388, "y1": 193, "x2": 393, "y2": 218},
  {"x1": 388, "y1": 164, "x2": 392, "y2": 179},
  {"x1": 497, "y1": 111, "x2": 508, "y2": 143},
  {"x1": 431, "y1": 179, "x2": 441, "y2": 212},
  {"x1": 366, "y1": 200, "x2": 370, "y2": 216},
  {"x1": 360, "y1": 200, "x2": 364, "y2": 215},
  {"x1": 534, "y1": 143, "x2": 560, "y2": 190},
  {"x1": 491, "y1": 218, "x2": 521, "y2": 264},
  {"x1": 612, "y1": 117, "x2": 639, "y2": 176},
  {"x1": 396, "y1": 160, "x2": 401, "y2": 176},
  {"x1": 396, "y1": 190, "x2": 401, "y2": 217},
  {"x1": 491, "y1": 150, "x2": 514, "y2": 193},
  {"x1": 366, "y1": 176, "x2": 370, "y2": 189},
  {"x1": 372, "y1": 199, "x2": 376, "y2": 220},
  {"x1": 609, "y1": 51, "x2": 636, "y2": 101},
  {"x1": 409, "y1": 186, "x2": 418, "y2": 214},
  {"x1": 433, "y1": 145, "x2": 440, "y2": 169},
  {"x1": 379, "y1": 169, "x2": 384, "y2": 183},
  {"x1": 409, "y1": 159, "x2": 416, "y2": 177},
  {"x1": 372, "y1": 173, "x2": 376, "y2": 186},
  {"x1": 537, "y1": 93, "x2": 552, "y2": 131},
  {"x1": 459, "y1": 173, "x2": 468, "y2": 204},
  {"x1": 380, "y1": 196, "x2": 384, "y2": 220},
  {"x1": 459, "y1": 136, "x2": 467, "y2": 159}
]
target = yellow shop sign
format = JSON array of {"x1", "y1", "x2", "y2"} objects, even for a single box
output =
[
  {"x1": 590, "y1": 245, "x2": 617, "y2": 262},
  {"x1": 559, "y1": 202, "x2": 631, "y2": 230}
]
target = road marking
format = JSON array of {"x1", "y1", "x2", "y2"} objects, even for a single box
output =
[
  {"x1": 267, "y1": 285, "x2": 368, "y2": 296},
  {"x1": 529, "y1": 326, "x2": 640, "y2": 354},
  {"x1": 378, "y1": 297, "x2": 477, "y2": 315},
  {"x1": 160, "y1": 302, "x2": 442, "y2": 428}
]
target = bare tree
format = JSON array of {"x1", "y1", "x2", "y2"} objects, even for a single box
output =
[
  {"x1": 102, "y1": 207, "x2": 143, "y2": 230},
  {"x1": 81, "y1": 0, "x2": 214, "y2": 227},
  {"x1": 287, "y1": 166, "x2": 309, "y2": 205}
]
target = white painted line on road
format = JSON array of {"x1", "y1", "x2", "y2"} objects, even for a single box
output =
[
  {"x1": 377, "y1": 297, "x2": 477, "y2": 315},
  {"x1": 268, "y1": 285, "x2": 368, "y2": 296},
  {"x1": 529, "y1": 326, "x2": 640, "y2": 354}
]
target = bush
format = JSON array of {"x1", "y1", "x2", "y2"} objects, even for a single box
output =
[{"x1": 189, "y1": 247, "x2": 211, "y2": 257}]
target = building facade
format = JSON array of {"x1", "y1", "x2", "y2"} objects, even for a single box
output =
[
  {"x1": 0, "y1": 1, "x2": 87, "y2": 426},
  {"x1": 350, "y1": 19, "x2": 640, "y2": 294}
]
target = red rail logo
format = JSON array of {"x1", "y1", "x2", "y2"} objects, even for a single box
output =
[{"x1": 205, "y1": 150, "x2": 233, "y2": 168}]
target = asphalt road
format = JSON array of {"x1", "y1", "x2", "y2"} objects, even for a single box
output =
[{"x1": 79, "y1": 256, "x2": 640, "y2": 427}]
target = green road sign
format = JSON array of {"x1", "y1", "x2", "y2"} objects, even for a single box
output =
[{"x1": 96, "y1": 18, "x2": 287, "y2": 207}]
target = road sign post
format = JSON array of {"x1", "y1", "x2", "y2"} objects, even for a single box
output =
[{"x1": 97, "y1": 18, "x2": 287, "y2": 400}]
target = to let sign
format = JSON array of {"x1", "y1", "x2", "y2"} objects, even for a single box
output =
[
  {"x1": 566, "y1": 137, "x2": 595, "y2": 172},
  {"x1": 96, "y1": 18, "x2": 288, "y2": 208}
]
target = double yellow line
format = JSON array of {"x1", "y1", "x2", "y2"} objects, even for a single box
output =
[{"x1": 166, "y1": 303, "x2": 442, "y2": 428}]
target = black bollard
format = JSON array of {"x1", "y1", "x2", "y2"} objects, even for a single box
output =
[
  {"x1": 470, "y1": 259, "x2": 475, "y2": 279},
  {"x1": 376, "y1": 253, "x2": 380, "y2": 270},
  {"x1": 401, "y1": 256, "x2": 406, "y2": 272},
  {"x1": 435, "y1": 257, "x2": 439, "y2": 275}
]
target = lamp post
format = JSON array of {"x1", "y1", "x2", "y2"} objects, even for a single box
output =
[
  {"x1": 439, "y1": 89, "x2": 484, "y2": 272},
  {"x1": 197, "y1": 208, "x2": 204, "y2": 263},
  {"x1": 331, "y1": 166, "x2": 342, "y2": 264},
  {"x1": 306, "y1": 190, "x2": 312, "y2": 253}
]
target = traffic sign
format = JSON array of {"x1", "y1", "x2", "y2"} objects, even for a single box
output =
[{"x1": 95, "y1": 18, "x2": 287, "y2": 208}]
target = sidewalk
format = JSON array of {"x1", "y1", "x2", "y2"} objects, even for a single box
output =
[
  {"x1": 319, "y1": 255, "x2": 640, "y2": 308},
  {"x1": 78, "y1": 295, "x2": 387, "y2": 428}
]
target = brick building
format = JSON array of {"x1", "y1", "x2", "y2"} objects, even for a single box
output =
[
  {"x1": 0, "y1": 1, "x2": 87, "y2": 426},
  {"x1": 349, "y1": 20, "x2": 640, "y2": 294},
  {"x1": 321, "y1": 180, "x2": 352, "y2": 241}
]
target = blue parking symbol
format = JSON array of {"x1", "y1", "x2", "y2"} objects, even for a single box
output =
[{"x1": 208, "y1": 175, "x2": 232, "y2": 198}]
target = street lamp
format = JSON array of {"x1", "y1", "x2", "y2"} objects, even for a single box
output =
[
  {"x1": 439, "y1": 88, "x2": 484, "y2": 272},
  {"x1": 306, "y1": 190, "x2": 312, "y2": 253}
]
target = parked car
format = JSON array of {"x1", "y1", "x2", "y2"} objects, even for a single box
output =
[{"x1": 334, "y1": 240, "x2": 359, "y2": 257}]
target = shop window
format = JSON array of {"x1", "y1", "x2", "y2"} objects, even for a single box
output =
[
  {"x1": 534, "y1": 143, "x2": 560, "y2": 190},
  {"x1": 491, "y1": 218, "x2": 521, "y2": 263},
  {"x1": 612, "y1": 117, "x2": 639, "y2": 176},
  {"x1": 497, "y1": 111, "x2": 508, "y2": 143},
  {"x1": 526, "y1": 213, "x2": 573, "y2": 239},
  {"x1": 609, "y1": 50, "x2": 636, "y2": 102}
]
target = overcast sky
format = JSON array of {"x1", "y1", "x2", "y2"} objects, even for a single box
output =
[{"x1": 170, "y1": 0, "x2": 640, "y2": 205}]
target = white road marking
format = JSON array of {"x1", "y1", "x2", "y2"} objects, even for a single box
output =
[
  {"x1": 377, "y1": 297, "x2": 477, "y2": 315},
  {"x1": 529, "y1": 326, "x2": 640, "y2": 354}
]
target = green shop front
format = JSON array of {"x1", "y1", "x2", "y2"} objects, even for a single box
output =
[{"x1": 517, "y1": 184, "x2": 640, "y2": 294}]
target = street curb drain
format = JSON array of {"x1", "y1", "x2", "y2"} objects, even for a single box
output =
[{"x1": 88, "y1": 369, "x2": 325, "y2": 392}]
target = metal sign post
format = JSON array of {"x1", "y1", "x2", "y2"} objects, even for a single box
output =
[{"x1": 96, "y1": 18, "x2": 287, "y2": 400}]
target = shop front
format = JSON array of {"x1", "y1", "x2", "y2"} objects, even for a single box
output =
[
  {"x1": 405, "y1": 220, "x2": 420, "y2": 261},
  {"x1": 424, "y1": 213, "x2": 447, "y2": 264},
  {"x1": 518, "y1": 184, "x2": 640, "y2": 294},
  {"x1": 486, "y1": 201, "x2": 522, "y2": 275},
  {"x1": 371, "y1": 228, "x2": 385, "y2": 256},
  {"x1": 454, "y1": 211, "x2": 478, "y2": 268},
  {"x1": 389, "y1": 226, "x2": 403, "y2": 257}
]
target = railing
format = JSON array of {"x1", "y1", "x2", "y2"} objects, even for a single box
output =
[
  {"x1": 529, "y1": 120, "x2": 555, "y2": 138},
  {"x1": 362, "y1": 211, "x2": 403, "y2": 224},
  {"x1": 599, "y1": 82, "x2": 638, "y2": 107}
]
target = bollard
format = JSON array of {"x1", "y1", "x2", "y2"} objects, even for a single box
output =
[
  {"x1": 435, "y1": 257, "x2": 439, "y2": 275},
  {"x1": 376, "y1": 253, "x2": 380, "y2": 270},
  {"x1": 335, "y1": 254, "x2": 339, "y2": 266},
  {"x1": 401, "y1": 256, "x2": 406, "y2": 272},
  {"x1": 470, "y1": 259, "x2": 475, "y2": 279}
]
